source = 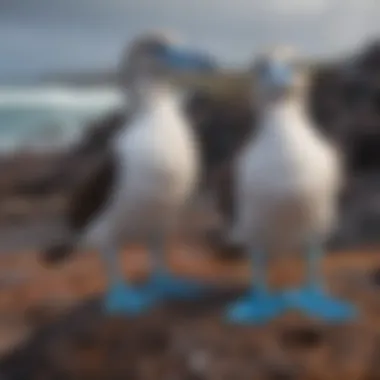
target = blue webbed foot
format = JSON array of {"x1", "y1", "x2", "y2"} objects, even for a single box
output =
[
  {"x1": 147, "y1": 273, "x2": 210, "y2": 300},
  {"x1": 225, "y1": 291, "x2": 286, "y2": 325},
  {"x1": 104, "y1": 282, "x2": 156, "y2": 316},
  {"x1": 283, "y1": 286, "x2": 358, "y2": 323}
]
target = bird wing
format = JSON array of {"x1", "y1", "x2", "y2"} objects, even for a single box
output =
[
  {"x1": 41, "y1": 149, "x2": 117, "y2": 265},
  {"x1": 41, "y1": 109, "x2": 128, "y2": 192},
  {"x1": 66, "y1": 148, "x2": 117, "y2": 232},
  {"x1": 40, "y1": 108, "x2": 136, "y2": 265}
]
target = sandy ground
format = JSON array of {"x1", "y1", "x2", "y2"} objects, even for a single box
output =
[{"x1": 0, "y1": 241, "x2": 379, "y2": 379}]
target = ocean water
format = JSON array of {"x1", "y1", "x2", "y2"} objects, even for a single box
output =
[{"x1": 0, "y1": 85, "x2": 124, "y2": 154}]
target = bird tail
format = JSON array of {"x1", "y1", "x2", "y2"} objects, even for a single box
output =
[{"x1": 41, "y1": 239, "x2": 78, "y2": 265}]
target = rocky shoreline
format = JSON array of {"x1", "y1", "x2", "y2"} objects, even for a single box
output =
[{"x1": 0, "y1": 42, "x2": 379, "y2": 252}]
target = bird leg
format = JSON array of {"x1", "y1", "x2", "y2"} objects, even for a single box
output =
[
  {"x1": 146, "y1": 232, "x2": 209, "y2": 299},
  {"x1": 101, "y1": 242, "x2": 155, "y2": 315},
  {"x1": 225, "y1": 245, "x2": 286, "y2": 324},
  {"x1": 283, "y1": 240, "x2": 358, "y2": 322}
]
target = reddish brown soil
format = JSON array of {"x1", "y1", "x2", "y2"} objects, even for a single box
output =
[{"x1": 0, "y1": 245, "x2": 379, "y2": 380}]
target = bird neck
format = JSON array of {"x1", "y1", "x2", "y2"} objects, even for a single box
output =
[
  {"x1": 125, "y1": 78, "x2": 178, "y2": 112},
  {"x1": 268, "y1": 95, "x2": 304, "y2": 114},
  {"x1": 262, "y1": 92, "x2": 306, "y2": 121},
  {"x1": 256, "y1": 94, "x2": 313, "y2": 140}
]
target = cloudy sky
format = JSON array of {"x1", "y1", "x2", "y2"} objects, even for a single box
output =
[{"x1": 0, "y1": 0, "x2": 379, "y2": 81}]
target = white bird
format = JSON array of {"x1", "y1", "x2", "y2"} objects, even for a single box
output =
[
  {"x1": 225, "y1": 46, "x2": 358, "y2": 324},
  {"x1": 42, "y1": 31, "x2": 213, "y2": 315}
]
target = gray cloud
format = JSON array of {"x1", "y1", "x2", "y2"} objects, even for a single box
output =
[{"x1": 0, "y1": 0, "x2": 379, "y2": 81}]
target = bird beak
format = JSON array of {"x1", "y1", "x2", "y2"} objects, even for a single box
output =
[{"x1": 162, "y1": 45, "x2": 214, "y2": 71}]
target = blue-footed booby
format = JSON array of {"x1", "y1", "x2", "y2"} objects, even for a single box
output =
[
  {"x1": 224, "y1": 47, "x2": 358, "y2": 324},
  {"x1": 42, "y1": 31, "x2": 213, "y2": 315}
]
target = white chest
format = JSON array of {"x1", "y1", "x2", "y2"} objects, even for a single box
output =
[
  {"x1": 232, "y1": 102, "x2": 342, "y2": 248},
  {"x1": 239, "y1": 106, "x2": 340, "y2": 201},
  {"x1": 85, "y1": 96, "x2": 200, "y2": 246},
  {"x1": 117, "y1": 101, "x2": 199, "y2": 195}
]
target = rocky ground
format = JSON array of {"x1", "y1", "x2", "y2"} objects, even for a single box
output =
[{"x1": 0, "y1": 246, "x2": 379, "y2": 380}]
